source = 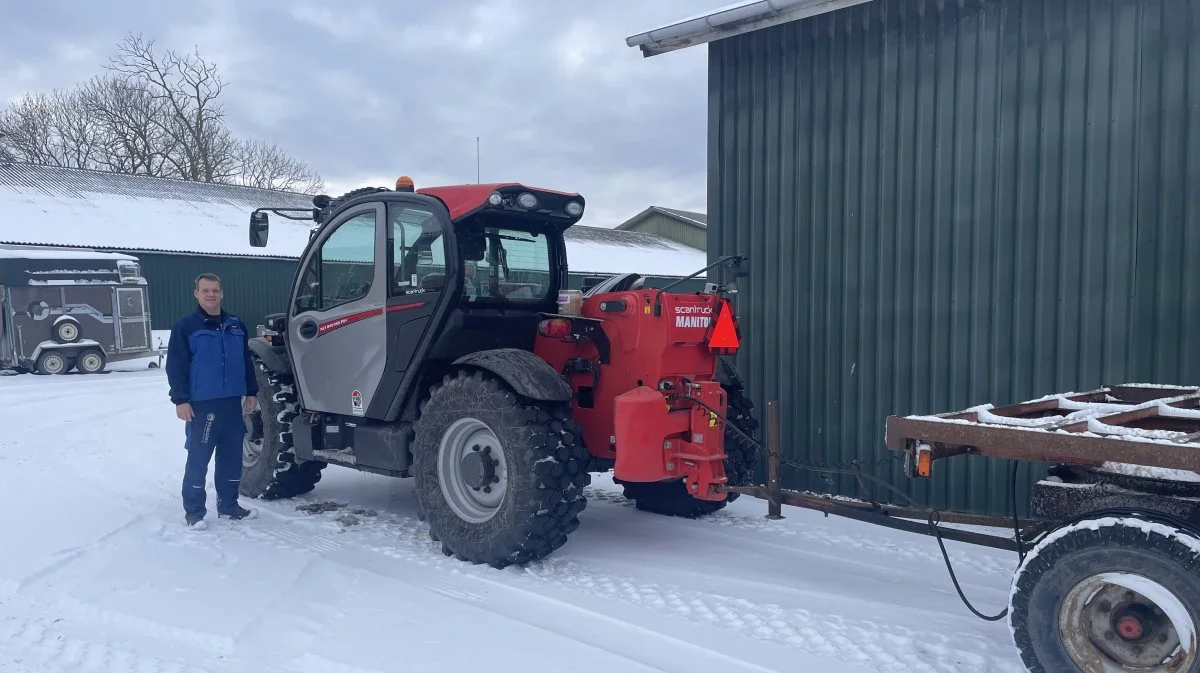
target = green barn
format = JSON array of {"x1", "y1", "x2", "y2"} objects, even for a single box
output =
[
  {"x1": 0, "y1": 162, "x2": 711, "y2": 338},
  {"x1": 628, "y1": 0, "x2": 1200, "y2": 516}
]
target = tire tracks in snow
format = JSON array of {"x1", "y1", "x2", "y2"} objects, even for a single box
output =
[
  {"x1": 586, "y1": 487, "x2": 1017, "y2": 578},
  {"x1": 0, "y1": 611, "x2": 211, "y2": 673},
  {"x1": 248, "y1": 502, "x2": 1022, "y2": 673}
]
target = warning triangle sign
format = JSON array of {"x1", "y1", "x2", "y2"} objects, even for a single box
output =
[{"x1": 708, "y1": 300, "x2": 740, "y2": 351}]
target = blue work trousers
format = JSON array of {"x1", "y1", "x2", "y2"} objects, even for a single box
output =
[{"x1": 182, "y1": 397, "x2": 245, "y2": 518}]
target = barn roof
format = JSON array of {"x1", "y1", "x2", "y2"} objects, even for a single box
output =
[
  {"x1": 0, "y1": 162, "x2": 709, "y2": 277},
  {"x1": 626, "y1": 0, "x2": 874, "y2": 57}
]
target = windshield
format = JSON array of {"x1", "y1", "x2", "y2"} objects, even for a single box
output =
[{"x1": 459, "y1": 225, "x2": 553, "y2": 304}]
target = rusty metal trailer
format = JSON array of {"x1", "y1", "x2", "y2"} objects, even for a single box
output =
[{"x1": 722, "y1": 383, "x2": 1200, "y2": 673}]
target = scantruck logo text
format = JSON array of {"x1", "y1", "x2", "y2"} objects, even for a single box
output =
[{"x1": 674, "y1": 305, "x2": 713, "y2": 328}]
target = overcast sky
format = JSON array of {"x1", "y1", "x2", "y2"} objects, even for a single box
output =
[{"x1": 0, "y1": 0, "x2": 714, "y2": 228}]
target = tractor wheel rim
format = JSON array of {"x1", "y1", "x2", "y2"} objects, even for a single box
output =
[
  {"x1": 436, "y1": 417, "x2": 508, "y2": 524},
  {"x1": 80, "y1": 353, "x2": 101, "y2": 371},
  {"x1": 59, "y1": 323, "x2": 78, "y2": 340},
  {"x1": 1059, "y1": 571, "x2": 1197, "y2": 672}
]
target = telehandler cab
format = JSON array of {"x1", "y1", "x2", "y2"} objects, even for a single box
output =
[{"x1": 242, "y1": 178, "x2": 757, "y2": 567}]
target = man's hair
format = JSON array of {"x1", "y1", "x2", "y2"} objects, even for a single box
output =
[{"x1": 194, "y1": 273, "x2": 221, "y2": 289}]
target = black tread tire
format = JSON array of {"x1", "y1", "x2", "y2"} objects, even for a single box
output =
[
  {"x1": 412, "y1": 369, "x2": 591, "y2": 568},
  {"x1": 618, "y1": 359, "x2": 760, "y2": 518},
  {"x1": 240, "y1": 354, "x2": 326, "y2": 500},
  {"x1": 1010, "y1": 516, "x2": 1200, "y2": 673}
]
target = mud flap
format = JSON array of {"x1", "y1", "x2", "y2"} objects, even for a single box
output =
[{"x1": 452, "y1": 348, "x2": 572, "y2": 402}]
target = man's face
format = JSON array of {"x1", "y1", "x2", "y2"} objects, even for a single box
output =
[{"x1": 194, "y1": 279, "x2": 222, "y2": 313}]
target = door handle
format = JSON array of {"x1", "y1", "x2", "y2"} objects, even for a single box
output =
[{"x1": 298, "y1": 319, "x2": 318, "y2": 339}]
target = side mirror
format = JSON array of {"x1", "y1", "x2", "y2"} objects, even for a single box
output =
[{"x1": 250, "y1": 211, "x2": 270, "y2": 247}]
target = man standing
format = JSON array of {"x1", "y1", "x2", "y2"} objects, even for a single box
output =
[{"x1": 166, "y1": 273, "x2": 259, "y2": 530}]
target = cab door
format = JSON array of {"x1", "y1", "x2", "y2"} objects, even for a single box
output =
[{"x1": 285, "y1": 195, "x2": 451, "y2": 419}]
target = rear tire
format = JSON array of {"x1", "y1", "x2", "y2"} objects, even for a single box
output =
[
  {"x1": 619, "y1": 359, "x2": 760, "y2": 517},
  {"x1": 75, "y1": 348, "x2": 105, "y2": 374},
  {"x1": 1010, "y1": 516, "x2": 1200, "y2": 673},
  {"x1": 240, "y1": 354, "x2": 326, "y2": 500},
  {"x1": 412, "y1": 369, "x2": 591, "y2": 568},
  {"x1": 35, "y1": 351, "x2": 69, "y2": 375}
]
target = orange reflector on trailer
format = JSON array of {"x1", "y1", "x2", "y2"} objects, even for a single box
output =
[
  {"x1": 916, "y1": 444, "x2": 933, "y2": 478},
  {"x1": 707, "y1": 300, "x2": 740, "y2": 352}
]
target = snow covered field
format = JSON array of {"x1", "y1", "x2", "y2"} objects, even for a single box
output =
[{"x1": 0, "y1": 366, "x2": 1031, "y2": 673}]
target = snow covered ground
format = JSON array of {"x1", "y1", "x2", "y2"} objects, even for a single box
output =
[{"x1": 0, "y1": 366, "x2": 1030, "y2": 673}]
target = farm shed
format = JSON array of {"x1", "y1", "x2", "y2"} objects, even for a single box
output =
[
  {"x1": 628, "y1": 0, "x2": 1200, "y2": 516},
  {"x1": 0, "y1": 162, "x2": 710, "y2": 331}
]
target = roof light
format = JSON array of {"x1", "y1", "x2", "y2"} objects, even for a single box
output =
[
  {"x1": 487, "y1": 191, "x2": 503, "y2": 206},
  {"x1": 565, "y1": 201, "x2": 583, "y2": 216},
  {"x1": 707, "y1": 300, "x2": 740, "y2": 354},
  {"x1": 395, "y1": 176, "x2": 414, "y2": 192},
  {"x1": 517, "y1": 192, "x2": 538, "y2": 209}
]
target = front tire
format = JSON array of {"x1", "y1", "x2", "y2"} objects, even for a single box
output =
[
  {"x1": 240, "y1": 354, "x2": 326, "y2": 500},
  {"x1": 619, "y1": 359, "x2": 760, "y2": 517},
  {"x1": 1010, "y1": 516, "x2": 1200, "y2": 672},
  {"x1": 412, "y1": 369, "x2": 591, "y2": 568}
]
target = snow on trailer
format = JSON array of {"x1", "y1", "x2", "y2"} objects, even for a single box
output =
[
  {"x1": 858, "y1": 383, "x2": 1200, "y2": 673},
  {"x1": 0, "y1": 245, "x2": 157, "y2": 375}
]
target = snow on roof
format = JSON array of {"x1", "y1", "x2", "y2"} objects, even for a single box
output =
[
  {"x1": 626, "y1": 0, "x2": 875, "y2": 57},
  {"x1": 0, "y1": 245, "x2": 137, "y2": 261},
  {"x1": 0, "y1": 162, "x2": 708, "y2": 277}
]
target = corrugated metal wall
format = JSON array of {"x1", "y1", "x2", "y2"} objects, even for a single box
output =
[
  {"x1": 708, "y1": 0, "x2": 1200, "y2": 516},
  {"x1": 129, "y1": 251, "x2": 708, "y2": 332},
  {"x1": 130, "y1": 253, "x2": 297, "y2": 331}
]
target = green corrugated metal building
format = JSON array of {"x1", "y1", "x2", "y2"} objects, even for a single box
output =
[
  {"x1": 616, "y1": 206, "x2": 709, "y2": 250},
  {"x1": 0, "y1": 163, "x2": 710, "y2": 335},
  {"x1": 629, "y1": 0, "x2": 1200, "y2": 516}
]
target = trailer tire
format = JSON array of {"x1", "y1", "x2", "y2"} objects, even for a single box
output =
[
  {"x1": 1010, "y1": 516, "x2": 1200, "y2": 673},
  {"x1": 75, "y1": 348, "x2": 105, "y2": 374},
  {"x1": 53, "y1": 316, "x2": 81, "y2": 343},
  {"x1": 240, "y1": 354, "x2": 326, "y2": 500},
  {"x1": 618, "y1": 359, "x2": 760, "y2": 518},
  {"x1": 35, "y1": 351, "x2": 70, "y2": 375},
  {"x1": 412, "y1": 369, "x2": 591, "y2": 568}
]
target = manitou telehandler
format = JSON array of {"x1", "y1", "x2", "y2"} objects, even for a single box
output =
[{"x1": 241, "y1": 178, "x2": 758, "y2": 567}]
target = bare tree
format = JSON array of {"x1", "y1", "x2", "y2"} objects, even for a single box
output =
[
  {"x1": 0, "y1": 89, "x2": 104, "y2": 169},
  {"x1": 106, "y1": 33, "x2": 237, "y2": 182},
  {"x1": 0, "y1": 32, "x2": 324, "y2": 193},
  {"x1": 77, "y1": 74, "x2": 174, "y2": 176},
  {"x1": 234, "y1": 138, "x2": 325, "y2": 194}
]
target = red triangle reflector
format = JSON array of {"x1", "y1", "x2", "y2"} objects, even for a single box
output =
[{"x1": 708, "y1": 301, "x2": 740, "y2": 350}]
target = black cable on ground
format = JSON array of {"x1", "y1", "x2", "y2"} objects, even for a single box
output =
[{"x1": 679, "y1": 391, "x2": 1026, "y2": 624}]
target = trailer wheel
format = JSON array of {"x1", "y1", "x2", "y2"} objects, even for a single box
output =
[
  {"x1": 35, "y1": 351, "x2": 69, "y2": 375},
  {"x1": 52, "y1": 317, "x2": 81, "y2": 343},
  {"x1": 239, "y1": 354, "x2": 326, "y2": 500},
  {"x1": 1010, "y1": 516, "x2": 1200, "y2": 673},
  {"x1": 74, "y1": 348, "x2": 105, "y2": 374},
  {"x1": 412, "y1": 369, "x2": 591, "y2": 568},
  {"x1": 618, "y1": 359, "x2": 760, "y2": 518}
]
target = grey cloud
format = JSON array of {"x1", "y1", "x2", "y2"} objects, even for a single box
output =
[{"x1": 0, "y1": 0, "x2": 710, "y2": 226}]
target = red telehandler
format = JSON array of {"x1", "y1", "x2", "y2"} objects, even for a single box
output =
[{"x1": 241, "y1": 178, "x2": 758, "y2": 568}]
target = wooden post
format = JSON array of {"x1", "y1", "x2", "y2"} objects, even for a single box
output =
[{"x1": 766, "y1": 400, "x2": 784, "y2": 520}]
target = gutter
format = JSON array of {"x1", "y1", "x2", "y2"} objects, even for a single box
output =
[{"x1": 625, "y1": 0, "x2": 875, "y2": 57}]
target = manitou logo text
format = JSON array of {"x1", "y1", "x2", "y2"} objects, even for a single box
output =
[{"x1": 674, "y1": 305, "x2": 713, "y2": 328}]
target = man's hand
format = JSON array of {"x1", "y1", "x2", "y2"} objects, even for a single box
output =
[
  {"x1": 176, "y1": 403, "x2": 194, "y2": 422},
  {"x1": 243, "y1": 396, "x2": 257, "y2": 413}
]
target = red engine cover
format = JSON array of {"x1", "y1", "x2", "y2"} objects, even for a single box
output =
[{"x1": 533, "y1": 289, "x2": 736, "y2": 499}]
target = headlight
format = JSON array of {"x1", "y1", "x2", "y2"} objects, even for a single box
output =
[
  {"x1": 487, "y1": 191, "x2": 503, "y2": 206},
  {"x1": 517, "y1": 192, "x2": 538, "y2": 209},
  {"x1": 564, "y1": 201, "x2": 583, "y2": 216}
]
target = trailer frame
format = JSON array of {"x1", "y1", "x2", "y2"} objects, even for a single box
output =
[{"x1": 721, "y1": 384, "x2": 1200, "y2": 673}]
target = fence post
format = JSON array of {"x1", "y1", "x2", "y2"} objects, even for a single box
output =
[{"x1": 766, "y1": 400, "x2": 784, "y2": 520}]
